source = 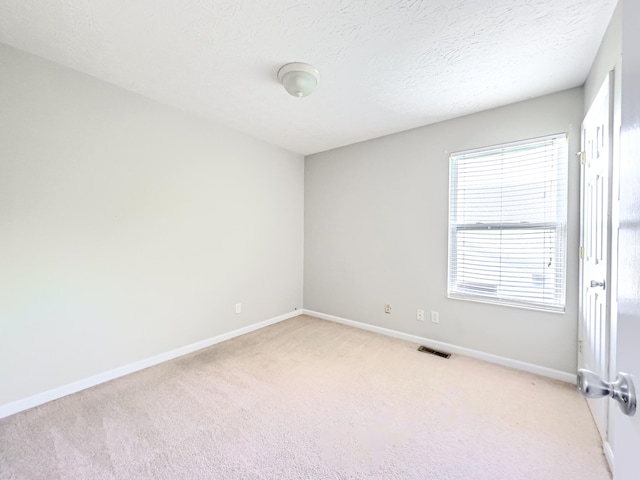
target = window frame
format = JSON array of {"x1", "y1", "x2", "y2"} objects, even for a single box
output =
[{"x1": 447, "y1": 133, "x2": 568, "y2": 313}]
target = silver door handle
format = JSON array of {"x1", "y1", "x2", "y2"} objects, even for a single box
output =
[
  {"x1": 590, "y1": 280, "x2": 606, "y2": 289},
  {"x1": 577, "y1": 369, "x2": 637, "y2": 416}
]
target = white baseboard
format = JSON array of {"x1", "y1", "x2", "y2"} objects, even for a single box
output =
[
  {"x1": 1, "y1": 308, "x2": 576, "y2": 420},
  {"x1": 603, "y1": 441, "x2": 614, "y2": 473},
  {"x1": 303, "y1": 309, "x2": 576, "y2": 384},
  {"x1": 0, "y1": 310, "x2": 303, "y2": 420}
]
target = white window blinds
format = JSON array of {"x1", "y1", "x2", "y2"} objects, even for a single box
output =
[{"x1": 448, "y1": 134, "x2": 568, "y2": 312}]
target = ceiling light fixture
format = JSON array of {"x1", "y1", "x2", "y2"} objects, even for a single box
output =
[{"x1": 277, "y1": 62, "x2": 320, "y2": 98}]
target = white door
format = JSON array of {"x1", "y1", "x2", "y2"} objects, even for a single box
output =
[
  {"x1": 613, "y1": 2, "x2": 640, "y2": 477},
  {"x1": 580, "y1": 73, "x2": 613, "y2": 443}
]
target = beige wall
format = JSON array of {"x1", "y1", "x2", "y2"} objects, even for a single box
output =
[
  {"x1": 305, "y1": 88, "x2": 583, "y2": 374},
  {"x1": 0, "y1": 44, "x2": 304, "y2": 406}
]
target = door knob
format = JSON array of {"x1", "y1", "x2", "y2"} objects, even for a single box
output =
[
  {"x1": 590, "y1": 280, "x2": 606, "y2": 288},
  {"x1": 577, "y1": 369, "x2": 637, "y2": 416}
]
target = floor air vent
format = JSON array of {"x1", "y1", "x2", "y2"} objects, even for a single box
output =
[{"x1": 417, "y1": 346, "x2": 451, "y2": 359}]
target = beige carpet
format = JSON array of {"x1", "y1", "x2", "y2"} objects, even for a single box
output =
[{"x1": 0, "y1": 315, "x2": 610, "y2": 479}]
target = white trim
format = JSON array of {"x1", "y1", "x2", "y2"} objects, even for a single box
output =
[
  {"x1": 603, "y1": 441, "x2": 614, "y2": 473},
  {"x1": 451, "y1": 132, "x2": 567, "y2": 158},
  {"x1": 303, "y1": 309, "x2": 576, "y2": 384},
  {"x1": 0, "y1": 310, "x2": 303, "y2": 419}
]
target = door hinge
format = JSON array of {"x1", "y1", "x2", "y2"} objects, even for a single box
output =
[
  {"x1": 578, "y1": 151, "x2": 586, "y2": 165},
  {"x1": 579, "y1": 340, "x2": 582, "y2": 353},
  {"x1": 580, "y1": 246, "x2": 584, "y2": 260}
]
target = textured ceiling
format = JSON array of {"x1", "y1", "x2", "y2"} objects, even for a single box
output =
[{"x1": 0, "y1": 0, "x2": 617, "y2": 155}]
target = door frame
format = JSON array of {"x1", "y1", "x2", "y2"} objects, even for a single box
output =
[{"x1": 578, "y1": 70, "x2": 616, "y2": 468}]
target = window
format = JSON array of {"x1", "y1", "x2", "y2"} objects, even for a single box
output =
[{"x1": 448, "y1": 134, "x2": 568, "y2": 312}]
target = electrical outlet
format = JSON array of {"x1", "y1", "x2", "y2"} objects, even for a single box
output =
[
  {"x1": 417, "y1": 309, "x2": 425, "y2": 321},
  {"x1": 431, "y1": 311, "x2": 439, "y2": 323},
  {"x1": 384, "y1": 304, "x2": 392, "y2": 314},
  {"x1": 235, "y1": 303, "x2": 242, "y2": 314}
]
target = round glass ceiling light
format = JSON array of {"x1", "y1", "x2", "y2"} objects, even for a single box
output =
[{"x1": 277, "y1": 62, "x2": 320, "y2": 98}]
